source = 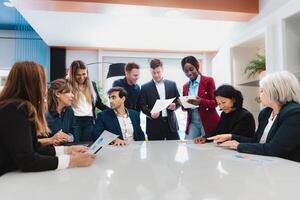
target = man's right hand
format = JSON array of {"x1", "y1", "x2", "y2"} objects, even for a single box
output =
[{"x1": 151, "y1": 112, "x2": 160, "y2": 119}]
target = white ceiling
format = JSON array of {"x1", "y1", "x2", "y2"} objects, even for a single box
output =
[{"x1": 16, "y1": 3, "x2": 245, "y2": 52}]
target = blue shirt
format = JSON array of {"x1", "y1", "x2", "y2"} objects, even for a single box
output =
[
  {"x1": 113, "y1": 77, "x2": 141, "y2": 112},
  {"x1": 46, "y1": 106, "x2": 80, "y2": 142},
  {"x1": 188, "y1": 75, "x2": 201, "y2": 96}
]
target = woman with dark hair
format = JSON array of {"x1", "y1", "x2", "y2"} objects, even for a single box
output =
[
  {"x1": 208, "y1": 72, "x2": 300, "y2": 162},
  {"x1": 40, "y1": 79, "x2": 80, "y2": 145},
  {"x1": 68, "y1": 60, "x2": 108, "y2": 141},
  {"x1": 194, "y1": 84, "x2": 255, "y2": 143},
  {"x1": 0, "y1": 61, "x2": 95, "y2": 176},
  {"x1": 181, "y1": 56, "x2": 219, "y2": 139}
]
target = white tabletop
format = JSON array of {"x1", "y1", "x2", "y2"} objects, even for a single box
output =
[{"x1": 1, "y1": 141, "x2": 300, "y2": 200}]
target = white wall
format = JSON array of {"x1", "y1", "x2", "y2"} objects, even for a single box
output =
[
  {"x1": 0, "y1": 30, "x2": 15, "y2": 69},
  {"x1": 211, "y1": 44, "x2": 232, "y2": 87},
  {"x1": 66, "y1": 50, "x2": 99, "y2": 81},
  {"x1": 212, "y1": 0, "x2": 300, "y2": 85}
]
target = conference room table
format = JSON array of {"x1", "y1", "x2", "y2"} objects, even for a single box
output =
[{"x1": 1, "y1": 140, "x2": 300, "y2": 200}]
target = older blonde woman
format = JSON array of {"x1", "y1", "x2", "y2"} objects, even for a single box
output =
[{"x1": 208, "y1": 71, "x2": 300, "y2": 162}]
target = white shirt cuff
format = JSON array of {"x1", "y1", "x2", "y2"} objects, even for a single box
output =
[
  {"x1": 54, "y1": 146, "x2": 65, "y2": 155},
  {"x1": 56, "y1": 155, "x2": 70, "y2": 170}
]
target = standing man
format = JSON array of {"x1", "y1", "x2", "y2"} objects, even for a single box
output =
[
  {"x1": 140, "y1": 59, "x2": 180, "y2": 140},
  {"x1": 113, "y1": 62, "x2": 141, "y2": 112}
]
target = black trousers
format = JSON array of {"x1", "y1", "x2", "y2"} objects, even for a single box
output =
[{"x1": 147, "y1": 117, "x2": 180, "y2": 140}]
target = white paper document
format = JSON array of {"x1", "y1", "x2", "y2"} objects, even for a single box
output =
[
  {"x1": 179, "y1": 96, "x2": 199, "y2": 109},
  {"x1": 89, "y1": 130, "x2": 119, "y2": 154},
  {"x1": 150, "y1": 97, "x2": 176, "y2": 113}
]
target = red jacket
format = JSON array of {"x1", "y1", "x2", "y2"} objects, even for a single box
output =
[{"x1": 183, "y1": 75, "x2": 219, "y2": 135}]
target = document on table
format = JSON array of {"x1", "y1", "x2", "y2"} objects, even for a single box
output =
[
  {"x1": 150, "y1": 97, "x2": 176, "y2": 113},
  {"x1": 89, "y1": 130, "x2": 119, "y2": 154},
  {"x1": 179, "y1": 96, "x2": 199, "y2": 109}
]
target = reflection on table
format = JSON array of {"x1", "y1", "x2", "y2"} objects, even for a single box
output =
[{"x1": 1, "y1": 141, "x2": 300, "y2": 200}]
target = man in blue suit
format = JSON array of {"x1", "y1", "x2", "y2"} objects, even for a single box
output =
[{"x1": 94, "y1": 87, "x2": 145, "y2": 146}]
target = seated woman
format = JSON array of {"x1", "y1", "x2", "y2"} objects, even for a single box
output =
[
  {"x1": 194, "y1": 85, "x2": 255, "y2": 144},
  {"x1": 0, "y1": 61, "x2": 95, "y2": 176},
  {"x1": 208, "y1": 71, "x2": 300, "y2": 162},
  {"x1": 39, "y1": 79, "x2": 80, "y2": 146}
]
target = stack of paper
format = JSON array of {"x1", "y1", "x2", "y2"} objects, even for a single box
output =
[
  {"x1": 150, "y1": 97, "x2": 176, "y2": 113},
  {"x1": 89, "y1": 130, "x2": 119, "y2": 154},
  {"x1": 179, "y1": 96, "x2": 199, "y2": 109}
]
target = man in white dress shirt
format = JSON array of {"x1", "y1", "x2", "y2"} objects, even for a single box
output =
[{"x1": 139, "y1": 59, "x2": 180, "y2": 140}]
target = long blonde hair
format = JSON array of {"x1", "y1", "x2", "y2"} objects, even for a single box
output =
[
  {"x1": 67, "y1": 60, "x2": 95, "y2": 107},
  {"x1": 0, "y1": 61, "x2": 49, "y2": 136}
]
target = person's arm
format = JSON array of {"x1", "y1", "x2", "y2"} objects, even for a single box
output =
[
  {"x1": 92, "y1": 81, "x2": 109, "y2": 111},
  {"x1": 70, "y1": 111, "x2": 80, "y2": 142},
  {"x1": 237, "y1": 112, "x2": 300, "y2": 157},
  {"x1": 134, "y1": 112, "x2": 145, "y2": 141},
  {"x1": 4, "y1": 110, "x2": 58, "y2": 172},
  {"x1": 173, "y1": 83, "x2": 181, "y2": 110},
  {"x1": 199, "y1": 77, "x2": 218, "y2": 109},
  {"x1": 139, "y1": 86, "x2": 152, "y2": 117},
  {"x1": 92, "y1": 112, "x2": 105, "y2": 140},
  {"x1": 112, "y1": 79, "x2": 120, "y2": 87}
]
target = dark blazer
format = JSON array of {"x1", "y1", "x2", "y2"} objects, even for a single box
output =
[
  {"x1": 113, "y1": 78, "x2": 141, "y2": 112},
  {"x1": 139, "y1": 79, "x2": 180, "y2": 136},
  {"x1": 207, "y1": 108, "x2": 255, "y2": 138},
  {"x1": 46, "y1": 106, "x2": 80, "y2": 142},
  {"x1": 92, "y1": 81, "x2": 109, "y2": 118},
  {"x1": 94, "y1": 108, "x2": 145, "y2": 141},
  {"x1": 235, "y1": 102, "x2": 300, "y2": 162},
  {"x1": 183, "y1": 74, "x2": 219, "y2": 135},
  {"x1": 0, "y1": 103, "x2": 58, "y2": 176}
]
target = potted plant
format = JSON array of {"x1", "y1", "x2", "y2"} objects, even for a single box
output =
[{"x1": 244, "y1": 54, "x2": 266, "y2": 79}]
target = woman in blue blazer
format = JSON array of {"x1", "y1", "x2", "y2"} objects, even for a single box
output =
[{"x1": 208, "y1": 71, "x2": 300, "y2": 162}]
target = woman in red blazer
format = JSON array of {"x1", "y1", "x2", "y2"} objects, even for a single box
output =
[{"x1": 181, "y1": 56, "x2": 219, "y2": 139}]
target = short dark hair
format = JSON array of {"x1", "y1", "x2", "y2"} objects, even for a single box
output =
[
  {"x1": 214, "y1": 84, "x2": 244, "y2": 109},
  {"x1": 181, "y1": 56, "x2": 199, "y2": 71},
  {"x1": 125, "y1": 62, "x2": 140, "y2": 71},
  {"x1": 150, "y1": 58, "x2": 163, "y2": 69},
  {"x1": 107, "y1": 87, "x2": 128, "y2": 99}
]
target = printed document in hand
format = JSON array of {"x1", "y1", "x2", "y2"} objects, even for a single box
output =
[
  {"x1": 89, "y1": 130, "x2": 119, "y2": 154},
  {"x1": 179, "y1": 96, "x2": 199, "y2": 109},
  {"x1": 151, "y1": 97, "x2": 176, "y2": 113}
]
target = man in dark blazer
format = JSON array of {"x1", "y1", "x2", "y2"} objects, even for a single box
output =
[
  {"x1": 139, "y1": 59, "x2": 180, "y2": 140},
  {"x1": 94, "y1": 87, "x2": 145, "y2": 146},
  {"x1": 113, "y1": 62, "x2": 141, "y2": 112}
]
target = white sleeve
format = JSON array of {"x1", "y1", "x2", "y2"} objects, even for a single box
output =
[
  {"x1": 54, "y1": 146, "x2": 65, "y2": 155},
  {"x1": 56, "y1": 155, "x2": 70, "y2": 170}
]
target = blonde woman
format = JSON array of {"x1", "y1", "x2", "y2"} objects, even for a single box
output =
[
  {"x1": 68, "y1": 60, "x2": 108, "y2": 142},
  {"x1": 0, "y1": 61, "x2": 95, "y2": 175},
  {"x1": 209, "y1": 71, "x2": 300, "y2": 162}
]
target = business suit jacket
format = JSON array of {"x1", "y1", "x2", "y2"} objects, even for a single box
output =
[
  {"x1": 183, "y1": 74, "x2": 219, "y2": 135},
  {"x1": 139, "y1": 79, "x2": 180, "y2": 137},
  {"x1": 94, "y1": 108, "x2": 145, "y2": 141},
  {"x1": 235, "y1": 102, "x2": 300, "y2": 162},
  {"x1": 0, "y1": 103, "x2": 58, "y2": 176}
]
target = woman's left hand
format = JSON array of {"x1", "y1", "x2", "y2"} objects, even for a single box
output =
[
  {"x1": 187, "y1": 96, "x2": 201, "y2": 105},
  {"x1": 219, "y1": 140, "x2": 240, "y2": 150},
  {"x1": 67, "y1": 145, "x2": 89, "y2": 155}
]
